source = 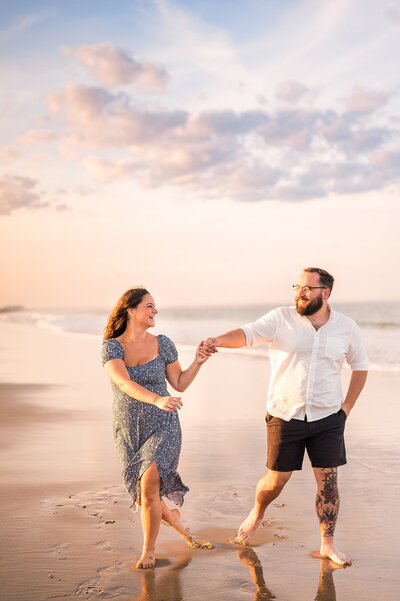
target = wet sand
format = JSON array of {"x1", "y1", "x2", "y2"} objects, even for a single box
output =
[{"x1": 0, "y1": 320, "x2": 399, "y2": 600}]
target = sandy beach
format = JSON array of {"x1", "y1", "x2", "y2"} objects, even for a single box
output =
[{"x1": 1, "y1": 320, "x2": 399, "y2": 600}]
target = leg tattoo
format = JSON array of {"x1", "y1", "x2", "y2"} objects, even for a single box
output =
[{"x1": 316, "y1": 468, "x2": 339, "y2": 538}]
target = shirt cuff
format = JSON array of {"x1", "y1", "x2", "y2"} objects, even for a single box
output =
[
  {"x1": 241, "y1": 325, "x2": 253, "y2": 347},
  {"x1": 349, "y1": 363, "x2": 369, "y2": 371}
]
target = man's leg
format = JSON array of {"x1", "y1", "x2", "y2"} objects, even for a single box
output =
[
  {"x1": 313, "y1": 467, "x2": 351, "y2": 566},
  {"x1": 237, "y1": 469, "x2": 292, "y2": 544}
]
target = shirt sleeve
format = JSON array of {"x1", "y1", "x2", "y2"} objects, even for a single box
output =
[
  {"x1": 241, "y1": 308, "x2": 280, "y2": 348},
  {"x1": 101, "y1": 339, "x2": 124, "y2": 365},
  {"x1": 347, "y1": 323, "x2": 369, "y2": 370},
  {"x1": 159, "y1": 335, "x2": 178, "y2": 364}
]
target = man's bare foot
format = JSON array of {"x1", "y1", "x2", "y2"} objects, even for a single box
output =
[
  {"x1": 237, "y1": 508, "x2": 262, "y2": 545},
  {"x1": 165, "y1": 508, "x2": 193, "y2": 543},
  {"x1": 136, "y1": 548, "x2": 156, "y2": 569},
  {"x1": 320, "y1": 541, "x2": 352, "y2": 566}
]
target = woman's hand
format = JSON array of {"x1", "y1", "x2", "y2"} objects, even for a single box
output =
[
  {"x1": 195, "y1": 340, "x2": 213, "y2": 364},
  {"x1": 153, "y1": 396, "x2": 183, "y2": 412}
]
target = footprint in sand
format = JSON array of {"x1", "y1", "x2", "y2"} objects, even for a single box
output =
[
  {"x1": 50, "y1": 542, "x2": 70, "y2": 561},
  {"x1": 96, "y1": 540, "x2": 115, "y2": 553},
  {"x1": 75, "y1": 582, "x2": 103, "y2": 596},
  {"x1": 76, "y1": 563, "x2": 126, "y2": 597}
]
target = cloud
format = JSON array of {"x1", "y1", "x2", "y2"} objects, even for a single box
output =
[
  {"x1": 55, "y1": 202, "x2": 71, "y2": 212},
  {"x1": 319, "y1": 110, "x2": 394, "y2": 157},
  {"x1": 48, "y1": 85, "x2": 187, "y2": 148},
  {"x1": 0, "y1": 9, "x2": 55, "y2": 42},
  {"x1": 63, "y1": 43, "x2": 169, "y2": 92},
  {"x1": 343, "y1": 85, "x2": 389, "y2": 114},
  {"x1": 13, "y1": 10, "x2": 55, "y2": 32},
  {"x1": 259, "y1": 109, "x2": 320, "y2": 150},
  {"x1": 296, "y1": 155, "x2": 400, "y2": 197},
  {"x1": 320, "y1": 113, "x2": 352, "y2": 143},
  {"x1": 191, "y1": 110, "x2": 267, "y2": 137},
  {"x1": 276, "y1": 80, "x2": 311, "y2": 104},
  {"x1": 47, "y1": 81, "x2": 400, "y2": 202},
  {"x1": 345, "y1": 127, "x2": 392, "y2": 154},
  {"x1": 0, "y1": 146, "x2": 20, "y2": 165},
  {"x1": 19, "y1": 129, "x2": 58, "y2": 146},
  {"x1": 0, "y1": 175, "x2": 48, "y2": 215}
]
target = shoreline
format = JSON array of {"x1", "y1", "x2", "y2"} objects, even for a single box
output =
[
  {"x1": 2, "y1": 309, "x2": 400, "y2": 375},
  {"x1": 1, "y1": 321, "x2": 399, "y2": 600}
]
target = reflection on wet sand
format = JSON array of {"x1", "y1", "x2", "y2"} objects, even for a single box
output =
[
  {"x1": 134, "y1": 555, "x2": 191, "y2": 601},
  {"x1": 237, "y1": 548, "x2": 276, "y2": 600},
  {"x1": 314, "y1": 558, "x2": 343, "y2": 601},
  {"x1": 238, "y1": 548, "x2": 343, "y2": 601}
]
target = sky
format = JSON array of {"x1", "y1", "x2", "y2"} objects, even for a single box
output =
[{"x1": 0, "y1": 0, "x2": 399, "y2": 309}]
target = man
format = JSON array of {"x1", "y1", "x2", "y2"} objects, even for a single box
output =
[{"x1": 205, "y1": 267, "x2": 368, "y2": 565}]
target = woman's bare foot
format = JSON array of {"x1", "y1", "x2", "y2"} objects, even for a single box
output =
[
  {"x1": 164, "y1": 508, "x2": 193, "y2": 543},
  {"x1": 320, "y1": 541, "x2": 352, "y2": 566},
  {"x1": 237, "y1": 508, "x2": 262, "y2": 545},
  {"x1": 136, "y1": 548, "x2": 156, "y2": 569}
]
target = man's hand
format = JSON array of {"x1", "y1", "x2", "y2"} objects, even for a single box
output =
[
  {"x1": 341, "y1": 404, "x2": 350, "y2": 417},
  {"x1": 203, "y1": 337, "x2": 219, "y2": 353}
]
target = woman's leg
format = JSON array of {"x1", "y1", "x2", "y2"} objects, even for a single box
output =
[
  {"x1": 137, "y1": 497, "x2": 192, "y2": 546},
  {"x1": 137, "y1": 461, "x2": 162, "y2": 569},
  {"x1": 160, "y1": 501, "x2": 192, "y2": 542}
]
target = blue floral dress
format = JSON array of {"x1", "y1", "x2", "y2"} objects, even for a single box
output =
[{"x1": 102, "y1": 335, "x2": 189, "y2": 509}]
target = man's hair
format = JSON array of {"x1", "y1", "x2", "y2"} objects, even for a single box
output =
[{"x1": 304, "y1": 267, "x2": 335, "y2": 292}]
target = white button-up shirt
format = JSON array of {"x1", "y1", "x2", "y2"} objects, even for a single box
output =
[{"x1": 241, "y1": 306, "x2": 368, "y2": 422}]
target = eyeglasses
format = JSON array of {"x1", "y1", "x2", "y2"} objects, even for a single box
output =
[{"x1": 292, "y1": 285, "x2": 326, "y2": 293}]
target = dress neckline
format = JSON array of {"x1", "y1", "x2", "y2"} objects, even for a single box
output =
[{"x1": 114, "y1": 335, "x2": 161, "y2": 368}]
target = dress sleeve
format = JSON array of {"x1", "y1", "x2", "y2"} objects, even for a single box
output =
[
  {"x1": 102, "y1": 339, "x2": 124, "y2": 365},
  {"x1": 159, "y1": 335, "x2": 178, "y2": 364}
]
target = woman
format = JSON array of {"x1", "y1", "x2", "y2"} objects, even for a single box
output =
[{"x1": 102, "y1": 287, "x2": 210, "y2": 569}]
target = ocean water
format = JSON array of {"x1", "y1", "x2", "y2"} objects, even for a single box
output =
[{"x1": 1, "y1": 302, "x2": 399, "y2": 373}]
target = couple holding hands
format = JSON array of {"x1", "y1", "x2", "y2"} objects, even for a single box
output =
[{"x1": 102, "y1": 267, "x2": 368, "y2": 570}]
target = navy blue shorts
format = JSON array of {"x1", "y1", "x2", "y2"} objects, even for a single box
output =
[{"x1": 266, "y1": 410, "x2": 347, "y2": 472}]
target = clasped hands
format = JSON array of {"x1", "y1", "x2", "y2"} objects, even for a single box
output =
[
  {"x1": 154, "y1": 338, "x2": 219, "y2": 412},
  {"x1": 195, "y1": 337, "x2": 219, "y2": 364}
]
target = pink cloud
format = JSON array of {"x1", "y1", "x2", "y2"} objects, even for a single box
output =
[
  {"x1": 19, "y1": 129, "x2": 58, "y2": 146},
  {"x1": 63, "y1": 43, "x2": 169, "y2": 92},
  {"x1": 46, "y1": 81, "x2": 399, "y2": 202},
  {"x1": 0, "y1": 174, "x2": 48, "y2": 215},
  {"x1": 344, "y1": 85, "x2": 389, "y2": 114},
  {"x1": 0, "y1": 146, "x2": 20, "y2": 165},
  {"x1": 276, "y1": 80, "x2": 311, "y2": 104},
  {"x1": 48, "y1": 85, "x2": 187, "y2": 148}
]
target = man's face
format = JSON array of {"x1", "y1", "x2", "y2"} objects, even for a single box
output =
[{"x1": 295, "y1": 272, "x2": 326, "y2": 316}]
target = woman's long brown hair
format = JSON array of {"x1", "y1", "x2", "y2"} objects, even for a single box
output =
[{"x1": 103, "y1": 287, "x2": 150, "y2": 340}]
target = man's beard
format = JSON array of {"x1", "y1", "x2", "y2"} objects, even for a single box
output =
[{"x1": 296, "y1": 294, "x2": 323, "y2": 316}]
